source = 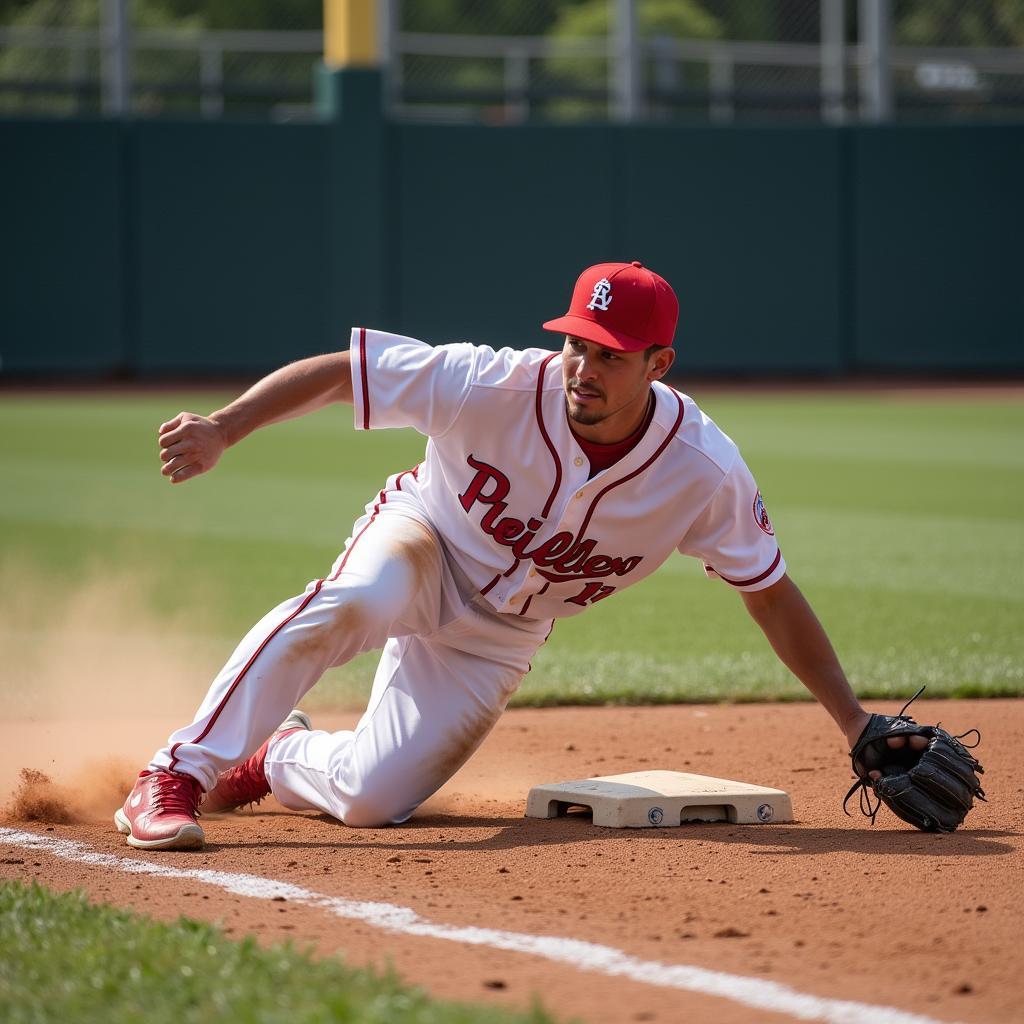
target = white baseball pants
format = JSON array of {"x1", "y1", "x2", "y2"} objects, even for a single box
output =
[{"x1": 150, "y1": 489, "x2": 552, "y2": 827}]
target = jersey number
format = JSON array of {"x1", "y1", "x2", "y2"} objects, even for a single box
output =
[{"x1": 564, "y1": 582, "x2": 616, "y2": 606}]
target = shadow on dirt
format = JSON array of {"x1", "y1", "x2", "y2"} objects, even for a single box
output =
[{"x1": 206, "y1": 809, "x2": 1018, "y2": 857}]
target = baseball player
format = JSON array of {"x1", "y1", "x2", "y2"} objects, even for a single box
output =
[{"x1": 116, "y1": 261, "x2": 879, "y2": 851}]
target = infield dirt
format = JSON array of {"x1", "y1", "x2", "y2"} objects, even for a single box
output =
[{"x1": 2, "y1": 698, "x2": 1020, "y2": 1024}]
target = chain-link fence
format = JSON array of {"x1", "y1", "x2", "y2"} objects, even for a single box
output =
[
  {"x1": 392, "y1": 0, "x2": 829, "y2": 122},
  {"x1": 1, "y1": 0, "x2": 1022, "y2": 122},
  {"x1": 390, "y1": 0, "x2": 1024, "y2": 123},
  {"x1": 0, "y1": 0, "x2": 323, "y2": 119},
  {"x1": 890, "y1": 0, "x2": 1024, "y2": 117}
]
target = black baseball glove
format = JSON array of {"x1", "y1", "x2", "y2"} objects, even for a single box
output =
[{"x1": 844, "y1": 687, "x2": 986, "y2": 832}]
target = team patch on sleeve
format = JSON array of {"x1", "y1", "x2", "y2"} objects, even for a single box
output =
[{"x1": 753, "y1": 491, "x2": 774, "y2": 536}]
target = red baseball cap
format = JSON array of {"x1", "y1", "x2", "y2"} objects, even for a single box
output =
[{"x1": 543, "y1": 261, "x2": 678, "y2": 352}]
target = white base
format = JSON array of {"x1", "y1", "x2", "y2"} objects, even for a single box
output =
[{"x1": 525, "y1": 770, "x2": 793, "y2": 828}]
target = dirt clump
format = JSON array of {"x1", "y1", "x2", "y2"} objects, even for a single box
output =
[{"x1": 7, "y1": 768, "x2": 78, "y2": 824}]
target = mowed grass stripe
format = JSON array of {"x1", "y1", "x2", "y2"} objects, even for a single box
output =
[
  {"x1": 5, "y1": 391, "x2": 1021, "y2": 467},
  {"x1": 694, "y1": 392, "x2": 1024, "y2": 467},
  {"x1": 652, "y1": 507, "x2": 1023, "y2": 602},
  {"x1": 1, "y1": 391, "x2": 1021, "y2": 706},
  {"x1": 1, "y1": 460, "x2": 369, "y2": 547},
  {"x1": 5, "y1": 483, "x2": 1020, "y2": 604}
]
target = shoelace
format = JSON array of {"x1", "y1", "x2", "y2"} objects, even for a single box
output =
[
  {"x1": 842, "y1": 686, "x2": 984, "y2": 822},
  {"x1": 152, "y1": 772, "x2": 202, "y2": 819},
  {"x1": 216, "y1": 757, "x2": 269, "y2": 809}
]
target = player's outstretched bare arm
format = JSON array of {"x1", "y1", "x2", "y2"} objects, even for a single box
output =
[
  {"x1": 740, "y1": 574, "x2": 870, "y2": 747},
  {"x1": 158, "y1": 352, "x2": 353, "y2": 484}
]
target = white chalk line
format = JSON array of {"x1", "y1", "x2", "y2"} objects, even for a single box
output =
[{"x1": 1, "y1": 827, "x2": 960, "y2": 1024}]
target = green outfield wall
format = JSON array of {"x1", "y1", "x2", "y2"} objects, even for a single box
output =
[
  {"x1": 2, "y1": 120, "x2": 126, "y2": 373},
  {"x1": 2, "y1": 72, "x2": 1021, "y2": 376}
]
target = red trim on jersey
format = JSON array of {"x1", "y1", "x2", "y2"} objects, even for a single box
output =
[
  {"x1": 482, "y1": 356, "x2": 560, "y2": 593},
  {"x1": 526, "y1": 619, "x2": 556, "y2": 674},
  {"x1": 708, "y1": 548, "x2": 783, "y2": 588},
  {"x1": 576, "y1": 390, "x2": 685, "y2": 538},
  {"x1": 359, "y1": 327, "x2": 370, "y2": 430},
  {"x1": 327, "y1": 465, "x2": 419, "y2": 582},
  {"x1": 535, "y1": 353, "x2": 563, "y2": 519},
  {"x1": 518, "y1": 581, "x2": 549, "y2": 617},
  {"x1": 571, "y1": 392, "x2": 655, "y2": 477},
  {"x1": 167, "y1": 465, "x2": 419, "y2": 776},
  {"x1": 479, "y1": 559, "x2": 520, "y2": 600},
  {"x1": 167, "y1": 580, "x2": 327, "y2": 776}
]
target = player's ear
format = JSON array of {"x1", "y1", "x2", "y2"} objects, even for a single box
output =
[{"x1": 646, "y1": 347, "x2": 675, "y2": 382}]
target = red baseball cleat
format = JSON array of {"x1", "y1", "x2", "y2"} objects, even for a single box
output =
[
  {"x1": 204, "y1": 709, "x2": 311, "y2": 813},
  {"x1": 114, "y1": 769, "x2": 204, "y2": 850}
]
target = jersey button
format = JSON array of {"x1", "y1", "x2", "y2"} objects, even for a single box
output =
[
  {"x1": 574, "y1": 456, "x2": 584, "y2": 467},
  {"x1": 509, "y1": 595, "x2": 520, "y2": 605},
  {"x1": 529, "y1": 570, "x2": 537, "y2": 578},
  {"x1": 575, "y1": 490, "x2": 584, "y2": 499}
]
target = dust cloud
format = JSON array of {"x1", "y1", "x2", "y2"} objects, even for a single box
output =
[
  {"x1": 7, "y1": 761, "x2": 138, "y2": 824},
  {"x1": 0, "y1": 560, "x2": 226, "y2": 820}
]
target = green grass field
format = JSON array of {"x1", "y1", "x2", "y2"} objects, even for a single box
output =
[
  {"x1": 1, "y1": 389, "x2": 1022, "y2": 710},
  {"x1": 0, "y1": 881, "x2": 554, "y2": 1024}
]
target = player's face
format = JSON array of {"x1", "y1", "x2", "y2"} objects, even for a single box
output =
[{"x1": 561, "y1": 335, "x2": 674, "y2": 443}]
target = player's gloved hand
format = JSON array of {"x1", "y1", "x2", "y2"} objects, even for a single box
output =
[
  {"x1": 158, "y1": 411, "x2": 229, "y2": 484},
  {"x1": 843, "y1": 686, "x2": 986, "y2": 832}
]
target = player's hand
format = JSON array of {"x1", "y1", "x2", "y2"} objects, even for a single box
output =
[
  {"x1": 158, "y1": 411, "x2": 229, "y2": 484},
  {"x1": 844, "y1": 710, "x2": 927, "y2": 779},
  {"x1": 862, "y1": 733, "x2": 929, "y2": 781},
  {"x1": 867, "y1": 734, "x2": 928, "y2": 779}
]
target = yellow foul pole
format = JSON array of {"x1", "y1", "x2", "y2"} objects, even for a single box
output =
[{"x1": 323, "y1": 0, "x2": 379, "y2": 68}]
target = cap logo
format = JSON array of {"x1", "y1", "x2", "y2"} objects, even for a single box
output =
[{"x1": 586, "y1": 278, "x2": 613, "y2": 312}]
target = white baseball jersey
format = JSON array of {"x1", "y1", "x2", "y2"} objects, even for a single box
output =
[
  {"x1": 151, "y1": 327, "x2": 786, "y2": 829},
  {"x1": 350, "y1": 327, "x2": 785, "y2": 618}
]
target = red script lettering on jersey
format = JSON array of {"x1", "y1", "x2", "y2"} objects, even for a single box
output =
[{"x1": 458, "y1": 456, "x2": 643, "y2": 583}]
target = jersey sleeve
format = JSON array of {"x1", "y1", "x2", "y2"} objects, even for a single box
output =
[
  {"x1": 349, "y1": 327, "x2": 477, "y2": 437},
  {"x1": 677, "y1": 454, "x2": 786, "y2": 592}
]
